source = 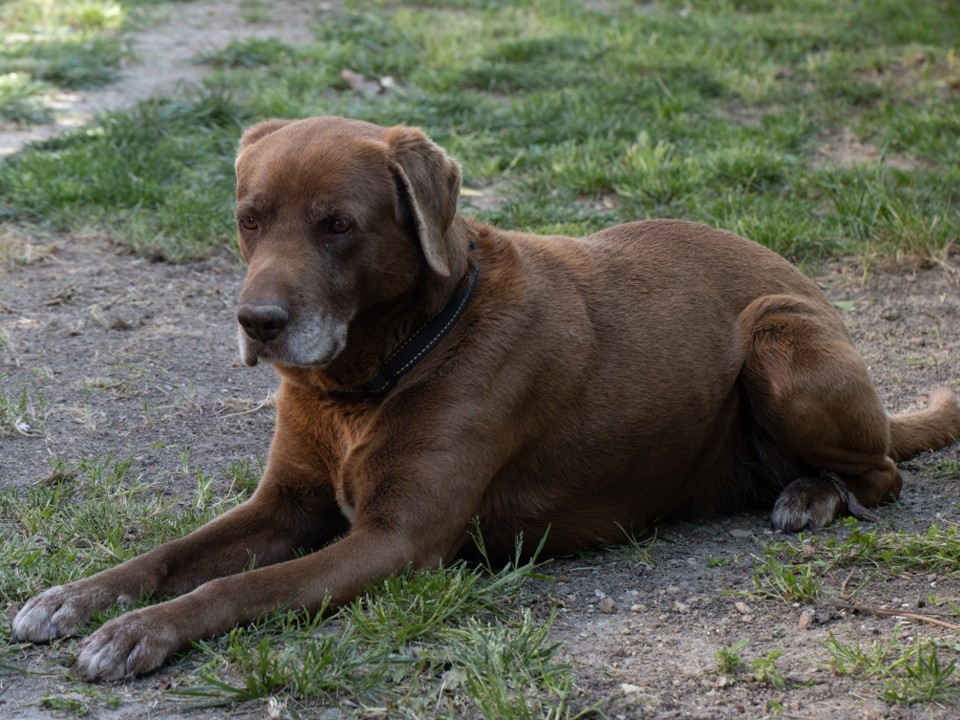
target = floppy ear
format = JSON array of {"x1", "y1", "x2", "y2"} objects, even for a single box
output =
[
  {"x1": 238, "y1": 119, "x2": 292, "y2": 152},
  {"x1": 385, "y1": 126, "x2": 461, "y2": 277}
]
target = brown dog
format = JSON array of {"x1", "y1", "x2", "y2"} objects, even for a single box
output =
[{"x1": 12, "y1": 116, "x2": 960, "y2": 681}]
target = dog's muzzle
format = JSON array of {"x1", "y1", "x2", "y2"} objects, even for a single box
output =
[{"x1": 237, "y1": 304, "x2": 348, "y2": 368}]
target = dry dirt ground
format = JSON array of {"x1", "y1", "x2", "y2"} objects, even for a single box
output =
[{"x1": 1, "y1": 1, "x2": 959, "y2": 718}]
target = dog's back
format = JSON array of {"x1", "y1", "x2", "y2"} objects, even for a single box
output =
[
  {"x1": 463, "y1": 217, "x2": 958, "y2": 554},
  {"x1": 460, "y1": 219, "x2": 826, "y2": 552}
]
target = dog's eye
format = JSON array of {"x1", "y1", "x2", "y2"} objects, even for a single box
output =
[
  {"x1": 330, "y1": 218, "x2": 352, "y2": 234},
  {"x1": 239, "y1": 216, "x2": 258, "y2": 231}
]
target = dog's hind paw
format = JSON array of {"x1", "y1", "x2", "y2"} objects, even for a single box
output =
[
  {"x1": 771, "y1": 472, "x2": 880, "y2": 532},
  {"x1": 771, "y1": 477, "x2": 843, "y2": 532}
]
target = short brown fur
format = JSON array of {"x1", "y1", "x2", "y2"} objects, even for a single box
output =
[{"x1": 13, "y1": 117, "x2": 960, "y2": 681}]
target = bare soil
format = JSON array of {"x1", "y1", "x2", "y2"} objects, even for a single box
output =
[{"x1": 2, "y1": 1, "x2": 959, "y2": 718}]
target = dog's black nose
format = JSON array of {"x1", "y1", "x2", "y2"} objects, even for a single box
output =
[{"x1": 238, "y1": 304, "x2": 289, "y2": 342}]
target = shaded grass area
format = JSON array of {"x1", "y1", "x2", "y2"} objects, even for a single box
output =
[
  {"x1": 0, "y1": 456, "x2": 579, "y2": 718},
  {"x1": 0, "y1": 0, "x2": 958, "y2": 261}
]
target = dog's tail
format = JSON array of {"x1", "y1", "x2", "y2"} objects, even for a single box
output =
[{"x1": 888, "y1": 388, "x2": 960, "y2": 462}]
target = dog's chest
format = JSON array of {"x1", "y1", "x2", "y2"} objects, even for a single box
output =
[{"x1": 321, "y1": 405, "x2": 383, "y2": 524}]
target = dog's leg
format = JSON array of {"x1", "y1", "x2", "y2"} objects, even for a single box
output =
[
  {"x1": 736, "y1": 294, "x2": 958, "y2": 531},
  {"x1": 73, "y1": 523, "x2": 430, "y2": 680},
  {"x1": 11, "y1": 461, "x2": 346, "y2": 646},
  {"x1": 69, "y1": 425, "x2": 481, "y2": 681}
]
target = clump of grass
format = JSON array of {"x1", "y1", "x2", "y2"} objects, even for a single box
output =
[
  {"x1": 0, "y1": 381, "x2": 48, "y2": 437},
  {"x1": 750, "y1": 650, "x2": 786, "y2": 691},
  {"x1": 749, "y1": 550, "x2": 823, "y2": 604},
  {"x1": 714, "y1": 639, "x2": 787, "y2": 690},
  {"x1": 754, "y1": 522, "x2": 960, "y2": 606},
  {"x1": 715, "y1": 638, "x2": 749, "y2": 676},
  {"x1": 179, "y1": 557, "x2": 576, "y2": 718},
  {"x1": 0, "y1": 89, "x2": 251, "y2": 260},
  {"x1": 616, "y1": 523, "x2": 657, "y2": 566},
  {"x1": 821, "y1": 164, "x2": 959, "y2": 266},
  {"x1": 200, "y1": 37, "x2": 298, "y2": 69},
  {"x1": 816, "y1": 522, "x2": 960, "y2": 576},
  {"x1": 183, "y1": 607, "x2": 388, "y2": 704},
  {"x1": 342, "y1": 559, "x2": 530, "y2": 646},
  {"x1": 825, "y1": 632, "x2": 960, "y2": 706},
  {"x1": 0, "y1": 454, "x2": 252, "y2": 605},
  {"x1": 37, "y1": 684, "x2": 120, "y2": 718},
  {"x1": 0, "y1": 0, "x2": 131, "y2": 108},
  {"x1": 0, "y1": 73, "x2": 55, "y2": 124},
  {"x1": 883, "y1": 643, "x2": 960, "y2": 705}
]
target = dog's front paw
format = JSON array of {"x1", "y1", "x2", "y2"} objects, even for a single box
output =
[
  {"x1": 76, "y1": 610, "x2": 179, "y2": 682},
  {"x1": 771, "y1": 477, "x2": 845, "y2": 532},
  {"x1": 12, "y1": 584, "x2": 95, "y2": 643}
]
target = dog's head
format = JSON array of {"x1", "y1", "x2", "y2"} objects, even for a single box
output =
[{"x1": 233, "y1": 116, "x2": 462, "y2": 368}]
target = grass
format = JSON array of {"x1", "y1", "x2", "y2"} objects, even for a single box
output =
[
  {"x1": 176, "y1": 531, "x2": 579, "y2": 716},
  {"x1": 1, "y1": 456, "x2": 577, "y2": 717},
  {"x1": 743, "y1": 522, "x2": 960, "y2": 707},
  {"x1": 747, "y1": 521, "x2": 960, "y2": 611},
  {"x1": 749, "y1": 551, "x2": 823, "y2": 604},
  {"x1": 715, "y1": 637, "x2": 749, "y2": 676},
  {"x1": 181, "y1": 593, "x2": 576, "y2": 718},
  {"x1": 0, "y1": 378, "x2": 47, "y2": 436},
  {"x1": 0, "y1": 0, "x2": 957, "y2": 261},
  {"x1": 0, "y1": 0, "x2": 137, "y2": 124},
  {"x1": 825, "y1": 631, "x2": 960, "y2": 706},
  {"x1": 765, "y1": 520, "x2": 960, "y2": 577},
  {"x1": 0, "y1": 455, "x2": 250, "y2": 602},
  {"x1": 713, "y1": 639, "x2": 787, "y2": 691}
]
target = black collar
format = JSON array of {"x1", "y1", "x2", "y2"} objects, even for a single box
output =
[{"x1": 329, "y1": 263, "x2": 480, "y2": 401}]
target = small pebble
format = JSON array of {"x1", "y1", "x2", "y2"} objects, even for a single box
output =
[{"x1": 598, "y1": 597, "x2": 617, "y2": 614}]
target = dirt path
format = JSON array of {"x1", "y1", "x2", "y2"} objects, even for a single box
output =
[
  {"x1": 0, "y1": 0, "x2": 322, "y2": 156},
  {"x1": 2, "y1": 1, "x2": 959, "y2": 717}
]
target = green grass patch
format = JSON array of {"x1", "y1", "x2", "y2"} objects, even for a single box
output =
[
  {"x1": 713, "y1": 638, "x2": 789, "y2": 691},
  {"x1": 0, "y1": 0, "x2": 140, "y2": 122},
  {"x1": 825, "y1": 631, "x2": 960, "y2": 706},
  {"x1": 0, "y1": 73, "x2": 55, "y2": 124},
  {"x1": 745, "y1": 521, "x2": 960, "y2": 619},
  {"x1": 0, "y1": 454, "x2": 252, "y2": 605},
  {"x1": 1, "y1": 0, "x2": 958, "y2": 262},
  {"x1": 780, "y1": 521, "x2": 960, "y2": 577},
  {"x1": 2, "y1": 455, "x2": 579, "y2": 717},
  {"x1": 744, "y1": 520, "x2": 960, "y2": 704},
  {"x1": 0, "y1": 378, "x2": 47, "y2": 437},
  {"x1": 0, "y1": 91, "x2": 251, "y2": 260},
  {"x1": 180, "y1": 561, "x2": 577, "y2": 718},
  {"x1": 749, "y1": 549, "x2": 823, "y2": 604}
]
